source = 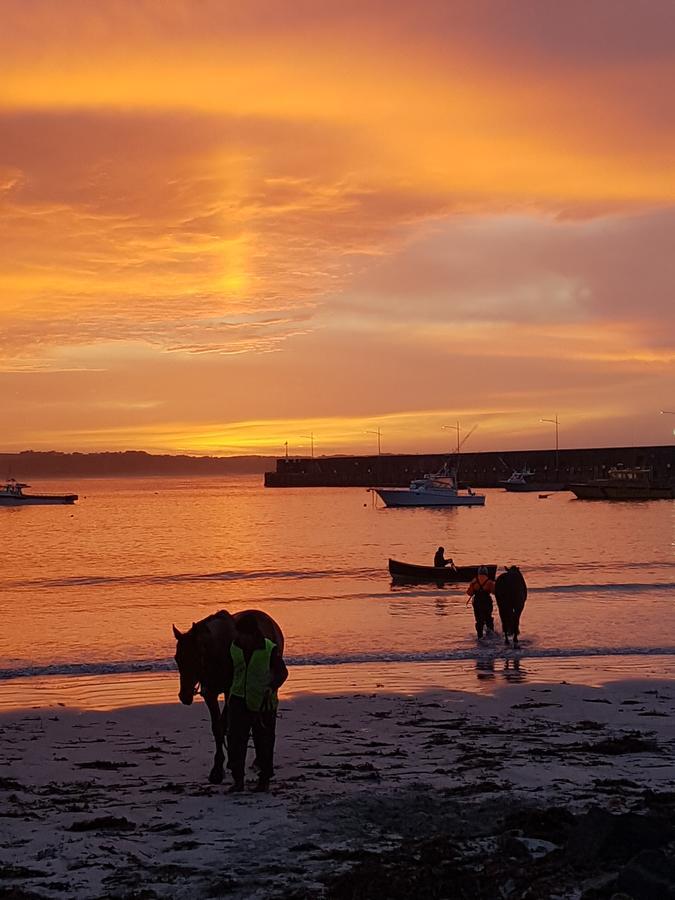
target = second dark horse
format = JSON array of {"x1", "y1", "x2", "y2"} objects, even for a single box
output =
[
  {"x1": 172, "y1": 609, "x2": 284, "y2": 784},
  {"x1": 495, "y1": 566, "x2": 528, "y2": 647}
]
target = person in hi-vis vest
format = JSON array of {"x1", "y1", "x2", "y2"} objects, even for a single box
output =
[{"x1": 225, "y1": 612, "x2": 288, "y2": 793}]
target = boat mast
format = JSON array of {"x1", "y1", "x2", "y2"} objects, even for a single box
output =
[{"x1": 441, "y1": 421, "x2": 478, "y2": 478}]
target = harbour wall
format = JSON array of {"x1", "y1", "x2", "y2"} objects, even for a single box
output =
[{"x1": 264, "y1": 444, "x2": 674, "y2": 488}]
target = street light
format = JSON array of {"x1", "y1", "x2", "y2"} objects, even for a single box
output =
[
  {"x1": 661, "y1": 411, "x2": 675, "y2": 435},
  {"x1": 441, "y1": 421, "x2": 462, "y2": 455},
  {"x1": 301, "y1": 433, "x2": 315, "y2": 458},
  {"x1": 540, "y1": 415, "x2": 560, "y2": 473},
  {"x1": 365, "y1": 427, "x2": 382, "y2": 455}
]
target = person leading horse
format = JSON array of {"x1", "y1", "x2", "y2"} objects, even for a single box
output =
[{"x1": 172, "y1": 609, "x2": 285, "y2": 785}]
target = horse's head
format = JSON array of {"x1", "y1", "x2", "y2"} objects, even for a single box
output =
[{"x1": 172, "y1": 623, "x2": 204, "y2": 705}]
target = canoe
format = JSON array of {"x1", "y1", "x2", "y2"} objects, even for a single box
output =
[{"x1": 389, "y1": 559, "x2": 497, "y2": 583}]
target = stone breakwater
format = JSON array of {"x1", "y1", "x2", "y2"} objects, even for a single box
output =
[{"x1": 264, "y1": 443, "x2": 674, "y2": 487}]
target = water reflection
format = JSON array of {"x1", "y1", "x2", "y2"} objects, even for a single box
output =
[
  {"x1": 1, "y1": 477, "x2": 672, "y2": 683},
  {"x1": 475, "y1": 657, "x2": 495, "y2": 680},
  {"x1": 502, "y1": 657, "x2": 527, "y2": 683},
  {"x1": 474, "y1": 656, "x2": 527, "y2": 684}
]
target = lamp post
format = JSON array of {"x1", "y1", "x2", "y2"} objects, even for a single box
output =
[
  {"x1": 301, "y1": 433, "x2": 314, "y2": 458},
  {"x1": 366, "y1": 428, "x2": 382, "y2": 455},
  {"x1": 284, "y1": 441, "x2": 289, "y2": 459},
  {"x1": 540, "y1": 415, "x2": 560, "y2": 474},
  {"x1": 441, "y1": 421, "x2": 461, "y2": 455}
]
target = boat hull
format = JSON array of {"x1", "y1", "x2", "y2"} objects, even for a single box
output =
[
  {"x1": 389, "y1": 559, "x2": 497, "y2": 583},
  {"x1": 570, "y1": 484, "x2": 673, "y2": 501},
  {"x1": 0, "y1": 494, "x2": 78, "y2": 506},
  {"x1": 375, "y1": 489, "x2": 485, "y2": 507}
]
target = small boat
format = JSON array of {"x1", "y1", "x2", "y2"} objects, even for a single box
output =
[
  {"x1": 0, "y1": 479, "x2": 78, "y2": 506},
  {"x1": 570, "y1": 466, "x2": 674, "y2": 501},
  {"x1": 374, "y1": 465, "x2": 485, "y2": 508},
  {"x1": 500, "y1": 468, "x2": 567, "y2": 493},
  {"x1": 389, "y1": 559, "x2": 497, "y2": 583}
]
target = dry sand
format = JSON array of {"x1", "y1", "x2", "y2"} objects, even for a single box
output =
[{"x1": 1, "y1": 675, "x2": 674, "y2": 899}]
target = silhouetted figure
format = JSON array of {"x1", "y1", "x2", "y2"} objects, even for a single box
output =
[
  {"x1": 467, "y1": 566, "x2": 496, "y2": 638},
  {"x1": 173, "y1": 609, "x2": 284, "y2": 785},
  {"x1": 224, "y1": 612, "x2": 288, "y2": 793},
  {"x1": 434, "y1": 546, "x2": 455, "y2": 569},
  {"x1": 495, "y1": 565, "x2": 528, "y2": 647}
]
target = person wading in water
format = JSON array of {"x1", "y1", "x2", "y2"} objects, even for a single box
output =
[
  {"x1": 224, "y1": 612, "x2": 288, "y2": 793},
  {"x1": 467, "y1": 566, "x2": 496, "y2": 638}
]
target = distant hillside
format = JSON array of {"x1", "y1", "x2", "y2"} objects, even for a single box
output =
[{"x1": 0, "y1": 451, "x2": 276, "y2": 478}]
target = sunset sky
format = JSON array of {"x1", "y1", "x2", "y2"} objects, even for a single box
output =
[{"x1": 2, "y1": 0, "x2": 674, "y2": 456}]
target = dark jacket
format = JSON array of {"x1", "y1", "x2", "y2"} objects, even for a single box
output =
[{"x1": 434, "y1": 550, "x2": 454, "y2": 568}]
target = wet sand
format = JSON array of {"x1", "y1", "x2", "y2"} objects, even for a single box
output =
[
  {"x1": 1, "y1": 673, "x2": 674, "y2": 898},
  {"x1": 3, "y1": 652, "x2": 675, "y2": 712}
]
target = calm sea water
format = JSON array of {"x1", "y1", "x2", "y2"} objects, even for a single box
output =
[{"x1": 1, "y1": 475, "x2": 673, "y2": 695}]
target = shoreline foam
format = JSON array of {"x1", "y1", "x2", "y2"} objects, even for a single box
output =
[{"x1": 3, "y1": 647, "x2": 675, "y2": 701}]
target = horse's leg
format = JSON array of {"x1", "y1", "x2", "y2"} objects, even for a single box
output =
[
  {"x1": 203, "y1": 692, "x2": 225, "y2": 784},
  {"x1": 497, "y1": 600, "x2": 510, "y2": 644},
  {"x1": 220, "y1": 699, "x2": 229, "y2": 770},
  {"x1": 513, "y1": 601, "x2": 523, "y2": 647}
]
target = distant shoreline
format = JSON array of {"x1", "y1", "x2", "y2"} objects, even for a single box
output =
[
  {"x1": 0, "y1": 450, "x2": 275, "y2": 478},
  {"x1": 3, "y1": 471, "x2": 266, "y2": 479}
]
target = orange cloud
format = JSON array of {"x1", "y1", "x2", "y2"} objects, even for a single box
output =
[{"x1": 0, "y1": 0, "x2": 674, "y2": 451}]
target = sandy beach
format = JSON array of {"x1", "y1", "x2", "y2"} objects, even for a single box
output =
[{"x1": 2, "y1": 668, "x2": 674, "y2": 899}]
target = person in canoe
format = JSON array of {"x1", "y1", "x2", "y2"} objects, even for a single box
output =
[
  {"x1": 467, "y1": 566, "x2": 496, "y2": 638},
  {"x1": 434, "y1": 547, "x2": 456, "y2": 569}
]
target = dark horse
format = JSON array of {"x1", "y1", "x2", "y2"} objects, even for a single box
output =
[
  {"x1": 495, "y1": 566, "x2": 528, "y2": 647},
  {"x1": 172, "y1": 609, "x2": 284, "y2": 784}
]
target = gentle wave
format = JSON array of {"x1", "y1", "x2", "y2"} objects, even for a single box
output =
[
  {"x1": 382, "y1": 581, "x2": 675, "y2": 600},
  {"x1": 3, "y1": 645, "x2": 675, "y2": 682},
  {"x1": 527, "y1": 561, "x2": 675, "y2": 573},
  {"x1": 529, "y1": 581, "x2": 675, "y2": 595},
  {"x1": 2, "y1": 567, "x2": 382, "y2": 590},
  {"x1": 3, "y1": 568, "x2": 674, "y2": 598}
]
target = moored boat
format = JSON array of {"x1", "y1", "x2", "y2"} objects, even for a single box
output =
[
  {"x1": 570, "y1": 466, "x2": 674, "y2": 501},
  {"x1": 374, "y1": 465, "x2": 485, "y2": 508},
  {"x1": 0, "y1": 479, "x2": 78, "y2": 506},
  {"x1": 389, "y1": 559, "x2": 497, "y2": 583},
  {"x1": 500, "y1": 468, "x2": 567, "y2": 493}
]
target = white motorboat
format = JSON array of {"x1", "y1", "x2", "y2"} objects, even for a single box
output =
[
  {"x1": 0, "y1": 479, "x2": 78, "y2": 506},
  {"x1": 373, "y1": 466, "x2": 485, "y2": 508}
]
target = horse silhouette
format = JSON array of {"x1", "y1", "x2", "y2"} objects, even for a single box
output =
[
  {"x1": 172, "y1": 609, "x2": 284, "y2": 784},
  {"x1": 495, "y1": 566, "x2": 528, "y2": 647}
]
